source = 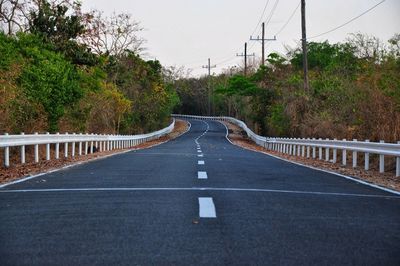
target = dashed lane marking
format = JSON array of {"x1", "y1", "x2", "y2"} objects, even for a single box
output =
[
  {"x1": 198, "y1": 197, "x2": 217, "y2": 218},
  {"x1": 198, "y1": 160, "x2": 205, "y2": 165},
  {"x1": 198, "y1": 171, "x2": 208, "y2": 179}
]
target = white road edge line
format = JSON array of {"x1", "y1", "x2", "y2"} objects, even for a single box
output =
[
  {"x1": 198, "y1": 197, "x2": 217, "y2": 218},
  {"x1": 198, "y1": 171, "x2": 208, "y2": 179},
  {"x1": 1, "y1": 187, "x2": 397, "y2": 199},
  {"x1": 217, "y1": 121, "x2": 400, "y2": 196}
]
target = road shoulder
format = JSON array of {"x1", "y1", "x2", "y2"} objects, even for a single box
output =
[
  {"x1": 222, "y1": 121, "x2": 400, "y2": 193},
  {"x1": 0, "y1": 119, "x2": 189, "y2": 186}
]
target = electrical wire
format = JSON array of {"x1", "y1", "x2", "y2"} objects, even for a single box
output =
[
  {"x1": 275, "y1": 1, "x2": 300, "y2": 36},
  {"x1": 308, "y1": 0, "x2": 386, "y2": 39},
  {"x1": 248, "y1": 0, "x2": 280, "y2": 51},
  {"x1": 250, "y1": 0, "x2": 271, "y2": 38},
  {"x1": 263, "y1": 0, "x2": 280, "y2": 28}
]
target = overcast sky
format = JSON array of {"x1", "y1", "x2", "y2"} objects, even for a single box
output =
[{"x1": 82, "y1": 0, "x2": 400, "y2": 76}]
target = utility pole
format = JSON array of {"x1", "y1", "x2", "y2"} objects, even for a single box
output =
[
  {"x1": 250, "y1": 22, "x2": 276, "y2": 66},
  {"x1": 236, "y1": 42, "x2": 255, "y2": 76},
  {"x1": 301, "y1": 0, "x2": 309, "y2": 92},
  {"x1": 202, "y1": 58, "x2": 216, "y2": 115}
]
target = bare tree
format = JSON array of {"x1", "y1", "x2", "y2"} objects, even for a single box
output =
[
  {"x1": 0, "y1": 0, "x2": 28, "y2": 34},
  {"x1": 79, "y1": 9, "x2": 144, "y2": 57},
  {"x1": 162, "y1": 65, "x2": 192, "y2": 83},
  {"x1": 347, "y1": 32, "x2": 386, "y2": 62},
  {"x1": 0, "y1": 0, "x2": 80, "y2": 35}
]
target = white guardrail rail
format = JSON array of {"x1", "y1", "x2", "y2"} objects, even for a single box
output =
[
  {"x1": 0, "y1": 119, "x2": 175, "y2": 168},
  {"x1": 173, "y1": 114, "x2": 400, "y2": 177}
]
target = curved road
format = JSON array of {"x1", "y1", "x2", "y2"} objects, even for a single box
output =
[{"x1": 1, "y1": 119, "x2": 399, "y2": 265}]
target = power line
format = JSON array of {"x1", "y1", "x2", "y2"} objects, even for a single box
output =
[
  {"x1": 263, "y1": 0, "x2": 280, "y2": 28},
  {"x1": 308, "y1": 0, "x2": 386, "y2": 39},
  {"x1": 275, "y1": 1, "x2": 300, "y2": 36},
  {"x1": 248, "y1": 0, "x2": 279, "y2": 52},
  {"x1": 250, "y1": 0, "x2": 271, "y2": 37}
]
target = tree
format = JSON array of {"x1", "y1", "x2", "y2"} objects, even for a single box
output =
[
  {"x1": 0, "y1": 0, "x2": 79, "y2": 35},
  {"x1": 17, "y1": 33, "x2": 83, "y2": 132},
  {"x1": 79, "y1": 9, "x2": 144, "y2": 57}
]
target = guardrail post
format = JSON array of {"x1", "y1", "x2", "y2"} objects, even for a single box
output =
[
  {"x1": 306, "y1": 138, "x2": 310, "y2": 158},
  {"x1": 90, "y1": 134, "x2": 94, "y2": 154},
  {"x1": 379, "y1": 140, "x2": 384, "y2": 173},
  {"x1": 72, "y1": 133, "x2": 76, "y2": 157},
  {"x1": 4, "y1": 133, "x2": 10, "y2": 168},
  {"x1": 107, "y1": 137, "x2": 110, "y2": 151},
  {"x1": 332, "y1": 138, "x2": 337, "y2": 163},
  {"x1": 95, "y1": 138, "x2": 99, "y2": 152},
  {"x1": 396, "y1": 141, "x2": 400, "y2": 177},
  {"x1": 301, "y1": 141, "x2": 305, "y2": 157},
  {"x1": 55, "y1": 133, "x2": 60, "y2": 159},
  {"x1": 342, "y1": 139, "x2": 347, "y2": 166},
  {"x1": 312, "y1": 138, "x2": 316, "y2": 159},
  {"x1": 325, "y1": 138, "x2": 330, "y2": 161},
  {"x1": 85, "y1": 134, "x2": 89, "y2": 155},
  {"x1": 64, "y1": 133, "x2": 69, "y2": 158},
  {"x1": 46, "y1": 132, "x2": 50, "y2": 160},
  {"x1": 352, "y1": 139, "x2": 357, "y2": 168},
  {"x1": 21, "y1": 132, "x2": 25, "y2": 164},
  {"x1": 34, "y1": 132, "x2": 39, "y2": 163},
  {"x1": 318, "y1": 138, "x2": 323, "y2": 160},
  {"x1": 79, "y1": 134, "x2": 82, "y2": 156},
  {"x1": 291, "y1": 142, "x2": 295, "y2": 156},
  {"x1": 364, "y1": 140, "x2": 369, "y2": 171}
]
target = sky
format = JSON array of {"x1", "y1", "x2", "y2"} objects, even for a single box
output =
[{"x1": 82, "y1": 0, "x2": 400, "y2": 77}]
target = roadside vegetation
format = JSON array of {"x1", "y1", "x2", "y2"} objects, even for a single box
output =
[
  {"x1": 0, "y1": 0, "x2": 179, "y2": 134},
  {"x1": 174, "y1": 33, "x2": 400, "y2": 143}
]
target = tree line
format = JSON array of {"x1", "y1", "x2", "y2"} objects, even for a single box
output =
[
  {"x1": 0, "y1": 0, "x2": 179, "y2": 134},
  {"x1": 174, "y1": 33, "x2": 400, "y2": 142}
]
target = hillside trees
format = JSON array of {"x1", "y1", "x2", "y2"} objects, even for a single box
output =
[
  {"x1": 174, "y1": 34, "x2": 399, "y2": 142},
  {"x1": 0, "y1": 0, "x2": 179, "y2": 134}
]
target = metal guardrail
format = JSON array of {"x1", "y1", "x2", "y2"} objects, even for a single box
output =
[
  {"x1": 0, "y1": 119, "x2": 175, "y2": 167},
  {"x1": 173, "y1": 114, "x2": 400, "y2": 177}
]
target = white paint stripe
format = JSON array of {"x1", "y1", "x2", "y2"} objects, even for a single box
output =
[
  {"x1": 0, "y1": 187, "x2": 398, "y2": 199},
  {"x1": 197, "y1": 171, "x2": 208, "y2": 179},
  {"x1": 198, "y1": 160, "x2": 205, "y2": 165},
  {"x1": 197, "y1": 150, "x2": 202, "y2": 153},
  {"x1": 198, "y1": 154, "x2": 203, "y2": 157},
  {"x1": 198, "y1": 197, "x2": 216, "y2": 218},
  {"x1": 216, "y1": 120, "x2": 400, "y2": 196}
]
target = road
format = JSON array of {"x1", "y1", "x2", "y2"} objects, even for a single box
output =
[{"x1": 1, "y1": 119, "x2": 399, "y2": 265}]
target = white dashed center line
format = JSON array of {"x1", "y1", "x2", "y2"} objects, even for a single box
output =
[
  {"x1": 198, "y1": 160, "x2": 205, "y2": 165},
  {"x1": 198, "y1": 197, "x2": 216, "y2": 218},
  {"x1": 198, "y1": 154, "x2": 203, "y2": 157},
  {"x1": 198, "y1": 171, "x2": 208, "y2": 179},
  {"x1": 197, "y1": 150, "x2": 202, "y2": 153}
]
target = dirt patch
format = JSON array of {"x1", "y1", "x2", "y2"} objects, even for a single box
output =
[
  {"x1": 0, "y1": 119, "x2": 189, "y2": 185},
  {"x1": 223, "y1": 121, "x2": 400, "y2": 193}
]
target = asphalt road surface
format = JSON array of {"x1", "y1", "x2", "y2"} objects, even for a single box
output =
[{"x1": 1, "y1": 119, "x2": 399, "y2": 265}]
